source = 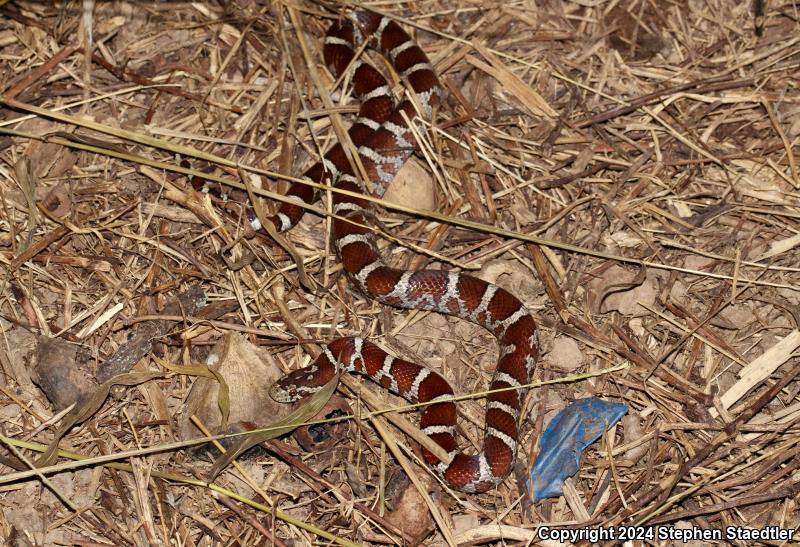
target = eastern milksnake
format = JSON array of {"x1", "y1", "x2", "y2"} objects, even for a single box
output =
[{"x1": 253, "y1": 11, "x2": 540, "y2": 494}]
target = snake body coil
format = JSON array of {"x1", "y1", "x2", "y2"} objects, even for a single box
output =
[{"x1": 267, "y1": 11, "x2": 539, "y2": 493}]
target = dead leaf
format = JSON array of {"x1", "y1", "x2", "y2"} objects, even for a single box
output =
[
  {"x1": 32, "y1": 336, "x2": 95, "y2": 410},
  {"x1": 590, "y1": 265, "x2": 656, "y2": 315},
  {"x1": 383, "y1": 157, "x2": 435, "y2": 211},
  {"x1": 291, "y1": 394, "x2": 351, "y2": 452},
  {"x1": 479, "y1": 258, "x2": 540, "y2": 303},
  {"x1": 208, "y1": 371, "x2": 339, "y2": 481},
  {"x1": 179, "y1": 333, "x2": 283, "y2": 440},
  {"x1": 621, "y1": 413, "x2": 648, "y2": 461},
  {"x1": 39, "y1": 182, "x2": 72, "y2": 217},
  {"x1": 545, "y1": 336, "x2": 584, "y2": 372},
  {"x1": 36, "y1": 371, "x2": 163, "y2": 467},
  {"x1": 384, "y1": 471, "x2": 438, "y2": 538}
]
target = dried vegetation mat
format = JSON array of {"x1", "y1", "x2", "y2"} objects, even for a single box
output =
[{"x1": 0, "y1": 0, "x2": 799, "y2": 545}]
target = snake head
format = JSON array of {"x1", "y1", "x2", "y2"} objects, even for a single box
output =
[
  {"x1": 268, "y1": 379, "x2": 300, "y2": 403},
  {"x1": 269, "y1": 367, "x2": 326, "y2": 403}
]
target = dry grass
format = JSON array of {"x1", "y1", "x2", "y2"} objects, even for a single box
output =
[{"x1": 1, "y1": 0, "x2": 799, "y2": 545}]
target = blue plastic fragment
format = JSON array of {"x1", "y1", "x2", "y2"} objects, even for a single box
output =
[{"x1": 528, "y1": 398, "x2": 628, "y2": 501}]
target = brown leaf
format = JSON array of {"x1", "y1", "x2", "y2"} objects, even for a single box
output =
[
  {"x1": 291, "y1": 394, "x2": 351, "y2": 452},
  {"x1": 35, "y1": 371, "x2": 163, "y2": 467},
  {"x1": 32, "y1": 336, "x2": 94, "y2": 410},
  {"x1": 179, "y1": 333, "x2": 283, "y2": 441},
  {"x1": 384, "y1": 471, "x2": 438, "y2": 538},
  {"x1": 207, "y1": 371, "x2": 339, "y2": 481}
]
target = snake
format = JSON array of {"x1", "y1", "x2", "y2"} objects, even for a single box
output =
[{"x1": 255, "y1": 10, "x2": 540, "y2": 493}]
